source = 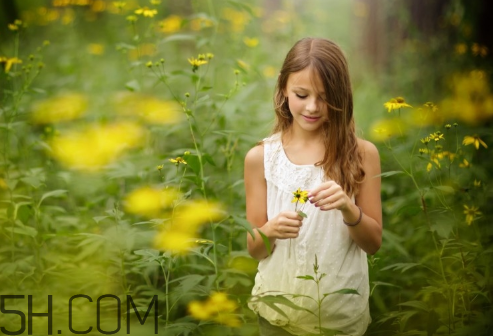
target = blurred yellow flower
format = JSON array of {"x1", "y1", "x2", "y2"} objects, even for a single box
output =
[
  {"x1": 189, "y1": 17, "x2": 214, "y2": 31},
  {"x1": 463, "y1": 135, "x2": 487, "y2": 149},
  {"x1": 463, "y1": 205, "x2": 481, "y2": 225},
  {"x1": 8, "y1": 24, "x2": 18, "y2": 31},
  {"x1": 169, "y1": 157, "x2": 187, "y2": 166},
  {"x1": 243, "y1": 37, "x2": 259, "y2": 48},
  {"x1": 455, "y1": 43, "x2": 467, "y2": 55},
  {"x1": 263, "y1": 66, "x2": 276, "y2": 78},
  {"x1": 49, "y1": 122, "x2": 143, "y2": 171},
  {"x1": 236, "y1": 59, "x2": 249, "y2": 71},
  {"x1": 125, "y1": 187, "x2": 180, "y2": 218},
  {"x1": 440, "y1": 70, "x2": 493, "y2": 125},
  {"x1": 31, "y1": 93, "x2": 88, "y2": 124},
  {"x1": 188, "y1": 292, "x2": 240, "y2": 327},
  {"x1": 150, "y1": 0, "x2": 161, "y2": 5},
  {"x1": 112, "y1": 92, "x2": 182, "y2": 125},
  {"x1": 112, "y1": 2, "x2": 126, "y2": 10},
  {"x1": 474, "y1": 179, "x2": 481, "y2": 187},
  {"x1": 0, "y1": 57, "x2": 22, "y2": 73},
  {"x1": 384, "y1": 97, "x2": 412, "y2": 113},
  {"x1": 159, "y1": 15, "x2": 182, "y2": 33},
  {"x1": 128, "y1": 43, "x2": 156, "y2": 60},
  {"x1": 154, "y1": 200, "x2": 224, "y2": 254},
  {"x1": 459, "y1": 159, "x2": 470, "y2": 168},
  {"x1": 369, "y1": 118, "x2": 408, "y2": 142},
  {"x1": 154, "y1": 230, "x2": 194, "y2": 254},
  {"x1": 188, "y1": 57, "x2": 207, "y2": 72},
  {"x1": 135, "y1": 7, "x2": 157, "y2": 17},
  {"x1": 173, "y1": 200, "x2": 224, "y2": 229},
  {"x1": 221, "y1": 8, "x2": 249, "y2": 32},
  {"x1": 87, "y1": 43, "x2": 104, "y2": 55}
]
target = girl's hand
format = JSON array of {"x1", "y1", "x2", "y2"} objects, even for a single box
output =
[
  {"x1": 264, "y1": 211, "x2": 303, "y2": 239},
  {"x1": 308, "y1": 181, "x2": 351, "y2": 211}
]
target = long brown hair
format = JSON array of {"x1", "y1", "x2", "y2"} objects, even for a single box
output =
[{"x1": 272, "y1": 37, "x2": 365, "y2": 196}]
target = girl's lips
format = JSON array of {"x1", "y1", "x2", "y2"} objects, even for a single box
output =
[{"x1": 302, "y1": 115, "x2": 321, "y2": 122}]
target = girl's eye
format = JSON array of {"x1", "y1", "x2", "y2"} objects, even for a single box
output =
[{"x1": 295, "y1": 94, "x2": 307, "y2": 99}]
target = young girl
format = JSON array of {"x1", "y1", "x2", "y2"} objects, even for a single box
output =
[{"x1": 244, "y1": 38, "x2": 382, "y2": 335}]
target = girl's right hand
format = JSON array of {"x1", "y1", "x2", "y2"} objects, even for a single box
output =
[{"x1": 264, "y1": 211, "x2": 303, "y2": 239}]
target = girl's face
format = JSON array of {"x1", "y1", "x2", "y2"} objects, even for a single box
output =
[{"x1": 284, "y1": 67, "x2": 328, "y2": 134}]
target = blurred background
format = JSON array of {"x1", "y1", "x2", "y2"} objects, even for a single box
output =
[{"x1": 0, "y1": 0, "x2": 492, "y2": 335}]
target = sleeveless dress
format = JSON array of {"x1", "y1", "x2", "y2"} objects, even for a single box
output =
[{"x1": 248, "y1": 133, "x2": 371, "y2": 336}]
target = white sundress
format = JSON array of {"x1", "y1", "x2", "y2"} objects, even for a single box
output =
[{"x1": 248, "y1": 133, "x2": 371, "y2": 336}]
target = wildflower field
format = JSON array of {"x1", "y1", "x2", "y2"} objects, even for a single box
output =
[{"x1": 0, "y1": 0, "x2": 492, "y2": 335}]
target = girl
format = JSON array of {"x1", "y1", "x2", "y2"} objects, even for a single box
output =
[{"x1": 244, "y1": 38, "x2": 382, "y2": 335}]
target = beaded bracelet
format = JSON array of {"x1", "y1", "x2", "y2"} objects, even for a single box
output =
[{"x1": 343, "y1": 206, "x2": 363, "y2": 226}]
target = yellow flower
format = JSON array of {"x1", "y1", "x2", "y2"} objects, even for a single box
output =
[
  {"x1": 463, "y1": 135, "x2": 488, "y2": 149},
  {"x1": 188, "y1": 292, "x2": 240, "y2": 327},
  {"x1": 125, "y1": 187, "x2": 180, "y2": 218},
  {"x1": 455, "y1": 43, "x2": 467, "y2": 55},
  {"x1": 369, "y1": 118, "x2": 408, "y2": 142},
  {"x1": 112, "y1": 92, "x2": 182, "y2": 125},
  {"x1": 188, "y1": 57, "x2": 208, "y2": 72},
  {"x1": 126, "y1": 15, "x2": 137, "y2": 22},
  {"x1": 159, "y1": 15, "x2": 181, "y2": 33},
  {"x1": 463, "y1": 205, "x2": 481, "y2": 225},
  {"x1": 243, "y1": 37, "x2": 259, "y2": 48},
  {"x1": 135, "y1": 7, "x2": 157, "y2": 17},
  {"x1": 384, "y1": 97, "x2": 412, "y2": 112},
  {"x1": 154, "y1": 200, "x2": 224, "y2": 254},
  {"x1": 430, "y1": 132, "x2": 444, "y2": 142},
  {"x1": 157, "y1": 164, "x2": 163, "y2": 171},
  {"x1": 292, "y1": 188, "x2": 309, "y2": 204},
  {"x1": 473, "y1": 179, "x2": 481, "y2": 187},
  {"x1": 169, "y1": 157, "x2": 187, "y2": 166},
  {"x1": 49, "y1": 122, "x2": 143, "y2": 171},
  {"x1": 8, "y1": 24, "x2": 18, "y2": 31},
  {"x1": 189, "y1": 17, "x2": 214, "y2": 31},
  {"x1": 459, "y1": 159, "x2": 470, "y2": 168},
  {"x1": 150, "y1": 0, "x2": 161, "y2": 4},
  {"x1": 154, "y1": 230, "x2": 195, "y2": 254},
  {"x1": 87, "y1": 43, "x2": 104, "y2": 55},
  {"x1": 30, "y1": 93, "x2": 88, "y2": 124},
  {"x1": 0, "y1": 57, "x2": 22, "y2": 73},
  {"x1": 112, "y1": 1, "x2": 126, "y2": 9}
]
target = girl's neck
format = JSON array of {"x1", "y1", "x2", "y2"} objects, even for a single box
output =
[{"x1": 282, "y1": 126, "x2": 324, "y2": 146}]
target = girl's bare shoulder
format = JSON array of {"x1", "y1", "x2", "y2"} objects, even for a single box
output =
[
  {"x1": 357, "y1": 138, "x2": 380, "y2": 159},
  {"x1": 244, "y1": 142, "x2": 264, "y2": 169}
]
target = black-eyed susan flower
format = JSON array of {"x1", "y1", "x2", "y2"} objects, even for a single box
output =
[
  {"x1": 135, "y1": 7, "x2": 157, "y2": 17},
  {"x1": 463, "y1": 135, "x2": 488, "y2": 150},
  {"x1": 188, "y1": 57, "x2": 207, "y2": 72},
  {"x1": 430, "y1": 131, "x2": 444, "y2": 142},
  {"x1": 169, "y1": 156, "x2": 187, "y2": 166},
  {"x1": 384, "y1": 97, "x2": 412, "y2": 113},
  {"x1": 463, "y1": 205, "x2": 481, "y2": 225},
  {"x1": 292, "y1": 188, "x2": 309, "y2": 204}
]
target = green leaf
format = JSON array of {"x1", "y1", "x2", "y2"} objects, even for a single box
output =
[
  {"x1": 227, "y1": 0, "x2": 255, "y2": 17},
  {"x1": 375, "y1": 171, "x2": 404, "y2": 178},
  {"x1": 231, "y1": 215, "x2": 256, "y2": 240},
  {"x1": 257, "y1": 229, "x2": 272, "y2": 256},
  {"x1": 251, "y1": 295, "x2": 316, "y2": 317},
  {"x1": 433, "y1": 185, "x2": 454, "y2": 193},
  {"x1": 5, "y1": 225, "x2": 38, "y2": 238},
  {"x1": 297, "y1": 210, "x2": 307, "y2": 218},
  {"x1": 323, "y1": 288, "x2": 359, "y2": 297},
  {"x1": 381, "y1": 262, "x2": 420, "y2": 273},
  {"x1": 296, "y1": 275, "x2": 315, "y2": 281},
  {"x1": 38, "y1": 190, "x2": 67, "y2": 208},
  {"x1": 398, "y1": 300, "x2": 429, "y2": 312},
  {"x1": 125, "y1": 80, "x2": 140, "y2": 92}
]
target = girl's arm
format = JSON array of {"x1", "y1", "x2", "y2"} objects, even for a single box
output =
[
  {"x1": 244, "y1": 144, "x2": 303, "y2": 260},
  {"x1": 308, "y1": 140, "x2": 382, "y2": 255},
  {"x1": 345, "y1": 140, "x2": 382, "y2": 255}
]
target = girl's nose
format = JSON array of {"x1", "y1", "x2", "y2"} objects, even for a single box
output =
[{"x1": 306, "y1": 98, "x2": 319, "y2": 112}]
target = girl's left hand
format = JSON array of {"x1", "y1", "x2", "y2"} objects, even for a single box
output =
[{"x1": 308, "y1": 181, "x2": 351, "y2": 211}]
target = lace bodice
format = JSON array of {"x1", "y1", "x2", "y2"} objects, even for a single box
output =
[{"x1": 248, "y1": 133, "x2": 371, "y2": 336}]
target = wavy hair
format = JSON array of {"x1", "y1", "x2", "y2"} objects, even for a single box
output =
[{"x1": 272, "y1": 37, "x2": 365, "y2": 196}]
